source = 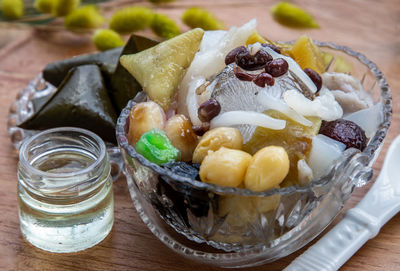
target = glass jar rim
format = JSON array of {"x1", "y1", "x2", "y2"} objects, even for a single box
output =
[{"x1": 19, "y1": 127, "x2": 107, "y2": 179}]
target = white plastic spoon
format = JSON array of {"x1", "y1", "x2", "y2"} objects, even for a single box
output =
[{"x1": 284, "y1": 135, "x2": 400, "y2": 271}]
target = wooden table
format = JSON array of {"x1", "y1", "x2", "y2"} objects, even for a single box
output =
[{"x1": 0, "y1": 0, "x2": 399, "y2": 270}]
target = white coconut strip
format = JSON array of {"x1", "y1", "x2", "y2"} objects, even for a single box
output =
[
  {"x1": 210, "y1": 111, "x2": 286, "y2": 130},
  {"x1": 177, "y1": 20, "x2": 257, "y2": 118},
  {"x1": 262, "y1": 45, "x2": 317, "y2": 94},
  {"x1": 283, "y1": 88, "x2": 343, "y2": 121},
  {"x1": 308, "y1": 134, "x2": 346, "y2": 179},
  {"x1": 258, "y1": 91, "x2": 313, "y2": 126},
  {"x1": 297, "y1": 159, "x2": 313, "y2": 186},
  {"x1": 248, "y1": 42, "x2": 263, "y2": 55},
  {"x1": 186, "y1": 77, "x2": 206, "y2": 126}
]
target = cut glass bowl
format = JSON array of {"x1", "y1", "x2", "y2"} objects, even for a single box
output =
[{"x1": 116, "y1": 41, "x2": 391, "y2": 268}]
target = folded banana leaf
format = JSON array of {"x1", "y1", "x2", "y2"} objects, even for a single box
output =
[
  {"x1": 109, "y1": 35, "x2": 158, "y2": 112},
  {"x1": 19, "y1": 64, "x2": 117, "y2": 143},
  {"x1": 43, "y1": 47, "x2": 123, "y2": 87}
]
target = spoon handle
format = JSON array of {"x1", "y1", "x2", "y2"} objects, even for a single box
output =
[{"x1": 283, "y1": 207, "x2": 380, "y2": 271}]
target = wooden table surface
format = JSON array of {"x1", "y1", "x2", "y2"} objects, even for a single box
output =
[{"x1": 0, "y1": 0, "x2": 399, "y2": 270}]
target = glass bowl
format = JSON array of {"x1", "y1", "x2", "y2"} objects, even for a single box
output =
[{"x1": 116, "y1": 41, "x2": 392, "y2": 268}]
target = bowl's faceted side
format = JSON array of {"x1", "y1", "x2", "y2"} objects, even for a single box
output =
[{"x1": 116, "y1": 41, "x2": 391, "y2": 267}]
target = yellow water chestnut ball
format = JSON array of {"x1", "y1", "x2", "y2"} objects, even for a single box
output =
[
  {"x1": 200, "y1": 147, "x2": 252, "y2": 188},
  {"x1": 192, "y1": 127, "x2": 243, "y2": 164},
  {"x1": 244, "y1": 146, "x2": 289, "y2": 192}
]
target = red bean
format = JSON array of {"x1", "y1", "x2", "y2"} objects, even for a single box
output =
[
  {"x1": 192, "y1": 123, "x2": 210, "y2": 136},
  {"x1": 319, "y1": 119, "x2": 367, "y2": 151},
  {"x1": 225, "y1": 46, "x2": 247, "y2": 65},
  {"x1": 253, "y1": 72, "x2": 275, "y2": 87},
  {"x1": 304, "y1": 68, "x2": 322, "y2": 92},
  {"x1": 233, "y1": 66, "x2": 255, "y2": 81},
  {"x1": 197, "y1": 99, "x2": 221, "y2": 122},
  {"x1": 265, "y1": 58, "x2": 289, "y2": 77},
  {"x1": 235, "y1": 50, "x2": 272, "y2": 71},
  {"x1": 261, "y1": 43, "x2": 281, "y2": 54}
]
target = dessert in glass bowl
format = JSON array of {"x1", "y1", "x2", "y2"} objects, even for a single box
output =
[{"x1": 116, "y1": 19, "x2": 391, "y2": 267}]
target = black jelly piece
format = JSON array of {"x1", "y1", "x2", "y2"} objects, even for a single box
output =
[
  {"x1": 162, "y1": 161, "x2": 200, "y2": 180},
  {"x1": 18, "y1": 65, "x2": 117, "y2": 143},
  {"x1": 156, "y1": 163, "x2": 218, "y2": 224},
  {"x1": 43, "y1": 47, "x2": 122, "y2": 87},
  {"x1": 109, "y1": 35, "x2": 159, "y2": 112},
  {"x1": 319, "y1": 119, "x2": 367, "y2": 151},
  {"x1": 156, "y1": 176, "x2": 219, "y2": 224}
]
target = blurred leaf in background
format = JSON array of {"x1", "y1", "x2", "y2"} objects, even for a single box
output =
[
  {"x1": 182, "y1": 7, "x2": 224, "y2": 30},
  {"x1": 0, "y1": 0, "x2": 109, "y2": 25},
  {"x1": 270, "y1": 2, "x2": 319, "y2": 29},
  {"x1": 65, "y1": 5, "x2": 105, "y2": 30},
  {"x1": 109, "y1": 6, "x2": 154, "y2": 34},
  {"x1": 1, "y1": 0, "x2": 24, "y2": 20}
]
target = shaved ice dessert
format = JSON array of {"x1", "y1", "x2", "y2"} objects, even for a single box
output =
[{"x1": 117, "y1": 19, "x2": 385, "y2": 248}]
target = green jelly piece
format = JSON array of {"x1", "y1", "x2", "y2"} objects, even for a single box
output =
[
  {"x1": 19, "y1": 64, "x2": 117, "y2": 143},
  {"x1": 135, "y1": 128, "x2": 180, "y2": 165},
  {"x1": 270, "y1": 2, "x2": 319, "y2": 29},
  {"x1": 109, "y1": 34, "x2": 158, "y2": 112},
  {"x1": 43, "y1": 47, "x2": 122, "y2": 87}
]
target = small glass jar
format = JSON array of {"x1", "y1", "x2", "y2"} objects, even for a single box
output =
[{"x1": 17, "y1": 127, "x2": 114, "y2": 253}]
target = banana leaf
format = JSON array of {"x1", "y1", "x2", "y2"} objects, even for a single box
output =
[
  {"x1": 0, "y1": 0, "x2": 109, "y2": 24},
  {"x1": 43, "y1": 47, "x2": 122, "y2": 87},
  {"x1": 19, "y1": 64, "x2": 117, "y2": 143}
]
